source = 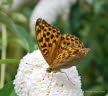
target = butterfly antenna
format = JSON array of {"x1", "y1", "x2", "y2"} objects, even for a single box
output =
[
  {"x1": 25, "y1": 63, "x2": 45, "y2": 69},
  {"x1": 60, "y1": 70, "x2": 76, "y2": 88}
]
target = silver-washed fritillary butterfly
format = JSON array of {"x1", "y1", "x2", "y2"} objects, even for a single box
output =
[{"x1": 35, "y1": 18, "x2": 90, "y2": 73}]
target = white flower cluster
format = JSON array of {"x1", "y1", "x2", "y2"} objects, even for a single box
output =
[{"x1": 14, "y1": 50, "x2": 84, "y2": 96}]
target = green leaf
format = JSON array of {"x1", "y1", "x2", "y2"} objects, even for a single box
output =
[
  {"x1": 9, "y1": 89, "x2": 17, "y2": 96},
  {"x1": 69, "y1": 2, "x2": 80, "y2": 35},
  {"x1": 0, "y1": 12, "x2": 17, "y2": 34},
  {"x1": 0, "y1": 59, "x2": 20, "y2": 64},
  {"x1": 7, "y1": 0, "x2": 14, "y2": 8},
  {"x1": 0, "y1": 81, "x2": 17, "y2": 96},
  {"x1": 16, "y1": 39, "x2": 29, "y2": 51},
  {"x1": 0, "y1": 12, "x2": 35, "y2": 52},
  {"x1": 15, "y1": 25, "x2": 35, "y2": 52}
]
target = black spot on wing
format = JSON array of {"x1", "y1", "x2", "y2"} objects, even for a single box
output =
[
  {"x1": 43, "y1": 49, "x2": 49, "y2": 55},
  {"x1": 48, "y1": 43, "x2": 52, "y2": 47},
  {"x1": 43, "y1": 33, "x2": 46, "y2": 37},
  {"x1": 38, "y1": 37, "x2": 43, "y2": 42},
  {"x1": 41, "y1": 26, "x2": 44, "y2": 30},
  {"x1": 56, "y1": 34, "x2": 59, "y2": 38},
  {"x1": 67, "y1": 42, "x2": 70, "y2": 45},
  {"x1": 51, "y1": 35, "x2": 54, "y2": 39},
  {"x1": 53, "y1": 30, "x2": 56, "y2": 33},
  {"x1": 47, "y1": 32, "x2": 50, "y2": 36},
  {"x1": 41, "y1": 43, "x2": 47, "y2": 48},
  {"x1": 44, "y1": 29, "x2": 47, "y2": 31},
  {"x1": 45, "y1": 38, "x2": 49, "y2": 42},
  {"x1": 53, "y1": 40, "x2": 56, "y2": 43},
  {"x1": 63, "y1": 41, "x2": 66, "y2": 44},
  {"x1": 48, "y1": 28, "x2": 52, "y2": 31}
]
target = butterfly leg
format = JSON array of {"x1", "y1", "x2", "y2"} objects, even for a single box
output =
[
  {"x1": 42, "y1": 71, "x2": 47, "y2": 80},
  {"x1": 60, "y1": 70, "x2": 76, "y2": 88}
]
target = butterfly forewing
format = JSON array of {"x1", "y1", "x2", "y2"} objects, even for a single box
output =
[{"x1": 35, "y1": 18, "x2": 62, "y2": 65}]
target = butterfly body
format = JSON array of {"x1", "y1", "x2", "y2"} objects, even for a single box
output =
[{"x1": 35, "y1": 18, "x2": 90, "y2": 72}]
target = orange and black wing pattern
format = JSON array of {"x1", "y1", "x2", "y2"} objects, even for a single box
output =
[
  {"x1": 35, "y1": 18, "x2": 61, "y2": 65},
  {"x1": 35, "y1": 18, "x2": 90, "y2": 69}
]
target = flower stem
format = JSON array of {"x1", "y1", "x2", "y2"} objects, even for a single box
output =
[
  {"x1": 0, "y1": 59, "x2": 20, "y2": 64},
  {"x1": 0, "y1": 24, "x2": 7, "y2": 89}
]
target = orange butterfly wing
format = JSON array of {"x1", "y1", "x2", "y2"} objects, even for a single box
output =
[
  {"x1": 36, "y1": 18, "x2": 90, "y2": 69},
  {"x1": 35, "y1": 18, "x2": 61, "y2": 65},
  {"x1": 51, "y1": 34, "x2": 90, "y2": 69}
]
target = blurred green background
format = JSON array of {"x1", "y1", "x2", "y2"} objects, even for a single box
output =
[{"x1": 0, "y1": 0, "x2": 108, "y2": 96}]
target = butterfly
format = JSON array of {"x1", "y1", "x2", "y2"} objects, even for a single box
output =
[{"x1": 35, "y1": 18, "x2": 90, "y2": 73}]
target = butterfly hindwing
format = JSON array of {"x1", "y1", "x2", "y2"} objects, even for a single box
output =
[
  {"x1": 51, "y1": 34, "x2": 87, "y2": 69},
  {"x1": 59, "y1": 34, "x2": 84, "y2": 51}
]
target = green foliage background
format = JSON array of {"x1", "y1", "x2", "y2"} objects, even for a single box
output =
[{"x1": 0, "y1": 0, "x2": 108, "y2": 96}]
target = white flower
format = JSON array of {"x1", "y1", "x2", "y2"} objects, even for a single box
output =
[
  {"x1": 30, "y1": 0, "x2": 76, "y2": 34},
  {"x1": 14, "y1": 50, "x2": 83, "y2": 96}
]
